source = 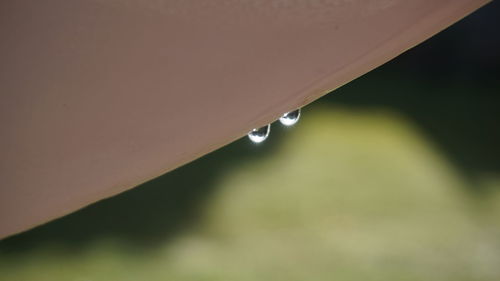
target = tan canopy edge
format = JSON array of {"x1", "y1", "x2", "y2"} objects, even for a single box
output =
[{"x1": 0, "y1": 0, "x2": 490, "y2": 238}]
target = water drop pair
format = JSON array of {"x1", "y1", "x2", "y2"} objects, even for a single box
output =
[{"x1": 247, "y1": 108, "x2": 301, "y2": 143}]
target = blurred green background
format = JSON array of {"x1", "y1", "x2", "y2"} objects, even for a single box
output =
[{"x1": 1, "y1": 3, "x2": 499, "y2": 281}]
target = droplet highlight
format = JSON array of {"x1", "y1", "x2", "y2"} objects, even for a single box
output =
[
  {"x1": 248, "y1": 124, "x2": 271, "y2": 143},
  {"x1": 279, "y1": 108, "x2": 301, "y2": 126}
]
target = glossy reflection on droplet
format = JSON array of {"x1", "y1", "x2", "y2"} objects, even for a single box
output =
[
  {"x1": 279, "y1": 108, "x2": 301, "y2": 126},
  {"x1": 248, "y1": 124, "x2": 271, "y2": 143}
]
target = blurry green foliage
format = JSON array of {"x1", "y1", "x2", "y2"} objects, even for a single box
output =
[{"x1": 1, "y1": 106, "x2": 499, "y2": 281}]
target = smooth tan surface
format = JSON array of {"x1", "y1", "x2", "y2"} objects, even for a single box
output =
[{"x1": 0, "y1": 0, "x2": 489, "y2": 238}]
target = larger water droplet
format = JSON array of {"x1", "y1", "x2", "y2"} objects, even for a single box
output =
[
  {"x1": 279, "y1": 108, "x2": 301, "y2": 126},
  {"x1": 248, "y1": 124, "x2": 271, "y2": 143}
]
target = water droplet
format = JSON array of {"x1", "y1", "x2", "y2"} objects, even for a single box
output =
[
  {"x1": 248, "y1": 124, "x2": 271, "y2": 143},
  {"x1": 279, "y1": 108, "x2": 301, "y2": 126}
]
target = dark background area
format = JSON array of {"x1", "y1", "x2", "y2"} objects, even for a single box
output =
[{"x1": 1, "y1": 1, "x2": 498, "y2": 254}]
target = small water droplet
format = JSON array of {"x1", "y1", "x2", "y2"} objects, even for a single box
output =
[
  {"x1": 279, "y1": 108, "x2": 301, "y2": 126},
  {"x1": 248, "y1": 124, "x2": 271, "y2": 143}
]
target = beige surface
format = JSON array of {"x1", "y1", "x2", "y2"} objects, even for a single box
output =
[{"x1": 0, "y1": 0, "x2": 489, "y2": 238}]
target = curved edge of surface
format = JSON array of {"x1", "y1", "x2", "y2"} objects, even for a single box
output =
[{"x1": 0, "y1": 0, "x2": 490, "y2": 239}]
